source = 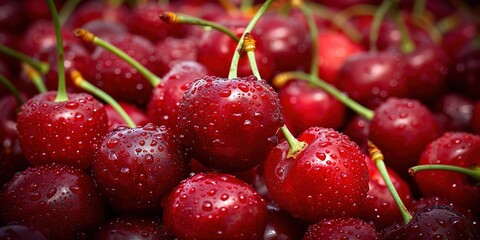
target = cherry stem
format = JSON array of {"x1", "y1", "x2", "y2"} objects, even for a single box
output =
[
  {"x1": 369, "y1": 0, "x2": 396, "y2": 52},
  {"x1": 58, "y1": 0, "x2": 82, "y2": 26},
  {"x1": 274, "y1": 71, "x2": 375, "y2": 120},
  {"x1": 47, "y1": 0, "x2": 68, "y2": 102},
  {"x1": 22, "y1": 63, "x2": 48, "y2": 93},
  {"x1": 368, "y1": 140, "x2": 413, "y2": 224},
  {"x1": 244, "y1": 33, "x2": 262, "y2": 80},
  {"x1": 240, "y1": 0, "x2": 254, "y2": 12},
  {"x1": 409, "y1": 164, "x2": 480, "y2": 183},
  {"x1": 0, "y1": 44, "x2": 50, "y2": 75},
  {"x1": 159, "y1": 12, "x2": 240, "y2": 42},
  {"x1": 393, "y1": 8, "x2": 416, "y2": 53},
  {"x1": 74, "y1": 28, "x2": 161, "y2": 87},
  {"x1": 71, "y1": 69, "x2": 136, "y2": 128},
  {"x1": 228, "y1": 0, "x2": 275, "y2": 79},
  {"x1": 413, "y1": 0, "x2": 426, "y2": 20},
  {"x1": 281, "y1": 125, "x2": 307, "y2": 159},
  {"x1": 297, "y1": 3, "x2": 318, "y2": 78},
  {"x1": 0, "y1": 74, "x2": 24, "y2": 106}
]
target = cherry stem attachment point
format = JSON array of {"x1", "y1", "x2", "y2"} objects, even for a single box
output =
[
  {"x1": 409, "y1": 164, "x2": 480, "y2": 183},
  {"x1": 0, "y1": 74, "x2": 24, "y2": 106},
  {"x1": 0, "y1": 44, "x2": 50, "y2": 75},
  {"x1": 369, "y1": 0, "x2": 397, "y2": 52},
  {"x1": 228, "y1": 0, "x2": 275, "y2": 79},
  {"x1": 22, "y1": 63, "x2": 47, "y2": 93},
  {"x1": 160, "y1": 12, "x2": 240, "y2": 42},
  {"x1": 368, "y1": 140, "x2": 413, "y2": 224},
  {"x1": 71, "y1": 69, "x2": 136, "y2": 128},
  {"x1": 74, "y1": 28, "x2": 161, "y2": 87},
  {"x1": 281, "y1": 125, "x2": 307, "y2": 159},
  {"x1": 244, "y1": 33, "x2": 262, "y2": 80}
]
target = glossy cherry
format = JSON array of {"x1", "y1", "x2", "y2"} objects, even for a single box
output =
[
  {"x1": 91, "y1": 124, "x2": 189, "y2": 215},
  {"x1": 263, "y1": 204, "x2": 306, "y2": 240},
  {"x1": 154, "y1": 37, "x2": 199, "y2": 76},
  {"x1": 0, "y1": 164, "x2": 106, "y2": 240},
  {"x1": 95, "y1": 217, "x2": 174, "y2": 240},
  {"x1": 263, "y1": 127, "x2": 369, "y2": 222},
  {"x1": 446, "y1": 46, "x2": 480, "y2": 99},
  {"x1": 162, "y1": 172, "x2": 268, "y2": 239},
  {"x1": 341, "y1": 115, "x2": 370, "y2": 153},
  {"x1": 68, "y1": 1, "x2": 129, "y2": 29},
  {"x1": 433, "y1": 93, "x2": 475, "y2": 132},
  {"x1": 304, "y1": 217, "x2": 381, "y2": 240},
  {"x1": 472, "y1": 101, "x2": 480, "y2": 134},
  {"x1": 20, "y1": 20, "x2": 77, "y2": 56}
]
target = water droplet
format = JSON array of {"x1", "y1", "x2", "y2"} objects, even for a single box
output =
[
  {"x1": 202, "y1": 201, "x2": 213, "y2": 211},
  {"x1": 106, "y1": 138, "x2": 120, "y2": 149},
  {"x1": 65, "y1": 101, "x2": 79, "y2": 109},
  {"x1": 218, "y1": 89, "x2": 232, "y2": 97}
]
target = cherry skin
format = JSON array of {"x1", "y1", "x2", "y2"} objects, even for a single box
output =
[
  {"x1": 91, "y1": 124, "x2": 189, "y2": 215},
  {"x1": 263, "y1": 127, "x2": 369, "y2": 222},
  {"x1": 154, "y1": 37, "x2": 199, "y2": 77},
  {"x1": 68, "y1": 1, "x2": 130, "y2": 29},
  {"x1": 369, "y1": 97, "x2": 441, "y2": 175},
  {"x1": 336, "y1": 51, "x2": 408, "y2": 108},
  {"x1": 20, "y1": 20, "x2": 77, "y2": 56},
  {"x1": 105, "y1": 102, "x2": 150, "y2": 131},
  {"x1": 16, "y1": 91, "x2": 109, "y2": 169},
  {"x1": 175, "y1": 75, "x2": 284, "y2": 172},
  {"x1": 413, "y1": 132, "x2": 480, "y2": 213},
  {"x1": 94, "y1": 216, "x2": 174, "y2": 240},
  {"x1": 472, "y1": 101, "x2": 480, "y2": 134},
  {"x1": 278, "y1": 79, "x2": 347, "y2": 136},
  {"x1": 263, "y1": 205, "x2": 306, "y2": 240},
  {"x1": 0, "y1": 224, "x2": 49, "y2": 240},
  {"x1": 162, "y1": 172, "x2": 268, "y2": 239},
  {"x1": 303, "y1": 217, "x2": 381, "y2": 240},
  {"x1": 432, "y1": 93, "x2": 475, "y2": 132},
  {"x1": 341, "y1": 115, "x2": 370, "y2": 154},
  {"x1": 446, "y1": 47, "x2": 480, "y2": 99},
  {"x1": 0, "y1": 164, "x2": 106, "y2": 240}
]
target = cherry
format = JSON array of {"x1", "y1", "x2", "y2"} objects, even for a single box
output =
[
  {"x1": 341, "y1": 115, "x2": 370, "y2": 153},
  {"x1": 432, "y1": 93, "x2": 475, "y2": 132},
  {"x1": 22, "y1": 0, "x2": 64, "y2": 22},
  {"x1": 16, "y1": 91, "x2": 109, "y2": 169},
  {"x1": 92, "y1": 124, "x2": 188, "y2": 215},
  {"x1": 94, "y1": 216, "x2": 174, "y2": 240},
  {"x1": 0, "y1": 224, "x2": 49, "y2": 240},
  {"x1": 0, "y1": 0, "x2": 28, "y2": 34},
  {"x1": 263, "y1": 127, "x2": 369, "y2": 222},
  {"x1": 263, "y1": 205, "x2": 307, "y2": 240},
  {"x1": 336, "y1": 51, "x2": 408, "y2": 108},
  {"x1": 162, "y1": 172, "x2": 268, "y2": 239},
  {"x1": 0, "y1": 117, "x2": 29, "y2": 186},
  {"x1": 105, "y1": 102, "x2": 150, "y2": 131},
  {"x1": 440, "y1": 15, "x2": 479, "y2": 58},
  {"x1": 175, "y1": 75, "x2": 284, "y2": 172},
  {"x1": 472, "y1": 101, "x2": 480, "y2": 134},
  {"x1": 277, "y1": 79, "x2": 347, "y2": 136},
  {"x1": 20, "y1": 20, "x2": 77, "y2": 56},
  {"x1": 446, "y1": 46, "x2": 480, "y2": 99},
  {"x1": 154, "y1": 37, "x2": 199, "y2": 76},
  {"x1": 369, "y1": 97, "x2": 441, "y2": 175},
  {"x1": 0, "y1": 164, "x2": 106, "y2": 240},
  {"x1": 412, "y1": 132, "x2": 480, "y2": 213},
  {"x1": 68, "y1": 1, "x2": 130, "y2": 29},
  {"x1": 304, "y1": 217, "x2": 381, "y2": 240}
]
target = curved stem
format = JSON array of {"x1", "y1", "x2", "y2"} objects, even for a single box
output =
[
  {"x1": 47, "y1": 0, "x2": 68, "y2": 102},
  {"x1": 368, "y1": 141, "x2": 413, "y2": 224},
  {"x1": 59, "y1": 0, "x2": 82, "y2": 26},
  {"x1": 228, "y1": 0, "x2": 276, "y2": 79},
  {"x1": 74, "y1": 29, "x2": 161, "y2": 87},
  {"x1": 409, "y1": 164, "x2": 480, "y2": 183},
  {"x1": 0, "y1": 44, "x2": 50, "y2": 75},
  {"x1": 369, "y1": 0, "x2": 396, "y2": 52},
  {"x1": 393, "y1": 9, "x2": 415, "y2": 53},
  {"x1": 0, "y1": 74, "x2": 24, "y2": 106},
  {"x1": 299, "y1": 4, "x2": 318, "y2": 77},
  {"x1": 71, "y1": 70, "x2": 136, "y2": 128},
  {"x1": 22, "y1": 63, "x2": 48, "y2": 93},
  {"x1": 281, "y1": 125, "x2": 307, "y2": 159}
]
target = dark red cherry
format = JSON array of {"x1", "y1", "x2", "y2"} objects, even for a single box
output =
[
  {"x1": 304, "y1": 218, "x2": 381, "y2": 240},
  {"x1": 21, "y1": 0, "x2": 63, "y2": 22},
  {"x1": 94, "y1": 217, "x2": 174, "y2": 240},
  {"x1": 154, "y1": 37, "x2": 199, "y2": 77},
  {"x1": 0, "y1": 0, "x2": 28, "y2": 33},
  {"x1": 105, "y1": 102, "x2": 150, "y2": 131},
  {"x1": 433, "y1": 93, "x2": 475, "y2": 132},
  {"x1": 341, "y1": 115, "x2": 370, "y2": 154},
  {"x1": 264, "y1": 127, "x2": 369, "y2": 222},
  {"x1": 92, "y1": 124, "x2": 189, "y2": 214},
  {"x1": 20, "y1": 20, "x2": 77, "y2": 56},
  {"x1": 68, "y1": 1, "x2": 130, "y2": 29},
  {"x1": 441, "y1": 15, "x2": 479, "y2": 58},
  {"x1": 278, "y1": 79, "x2": 346, "y2": 136},
  {"x1": 263, "y1": 205, "x2": 307, "y2": 240},
  {"x1": 16, "y1": 91, "x2": 109, "y2": 169},
  {"x1": 162, "y1": 172, "x2": 268, "y2": 239},
  {"x1": 447, "y1": 46, "x2": 480, "y2": 99},
  {"x1": 472, "y1": 101, "x2": 480, "y2": 134},
  {"x1": 175, "y1": 75, "x2": 284, "y2": 172},
  {"x1": 337, "y1": 52, "x2": 408, "y2": 108},
  {"x1": 0, "y1": 224, "x2": 49, "y2": 240},
  {"x1": 414, "y1": 132, "x2": 480, "y2": 213},
  {"x1": 369, "y1": 98, "x2": 441, "y2": 175},
  {"x1": 0, "y1": 164, "x2": 106, "y2": 240}
]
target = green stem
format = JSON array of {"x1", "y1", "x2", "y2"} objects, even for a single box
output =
[
  {"x1": 22, "y1": 63, "x2": 48, "y2": 93},
  {"x1": 280, "y1": 71, "x2": 375, "y2": 120},
  {"x1": 244, "y1": 33, "x2": 262, "y2": 80},
  {"x1": 0, "y1": 44, "x2": 50, "y2": 75},
  {"x1": 393, "y1": 9, "x2": 415, "y2": 53},
  {"x1": 368, "y1": 141, "x2": 413, "y2": 224},
  {"x1": 281, "y1": 125, "x2": 307, "y2": 159},
  {"x1": 413, "y1": 0, "x2": 426, "y2": 20},
  {"x1": 409, "y1": 164, "x2": 480, "y2": 183},
  {"x1": 71, "y1": 70, "x2": 136, "y2": 128},
  {"x1": 58, "y1": 0, "x2": 82, "y2": 26},
  {"x1": 0, "y1": 74, "x2": 24, "y2": 105},
  {"x1": 299, "y1": 4, "x2": 318, "y2": 77},
  {"x1": 240, "y1": 0, "x2": 254, "y2": 12},
  {"x1": 47, "y1": 0, "x2": 68, "y2": 102},
  {"x1": 369, "y1": 0, "x2": 396, "y2": 52},
  {"x1": 228, "y1": 0, "x2": 276, "y2": 79}
]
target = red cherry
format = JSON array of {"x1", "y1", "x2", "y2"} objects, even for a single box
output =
[
  {"x1": 154, "y1": 37, "x2": 199, "y2": 76},
  {"x1": 95, "y1": 217, "x2": 174, "y2": 240},
  {"x1": 433, "y1": 93, "x2": 475, "y2": 132},
  {"x1": 162, "y1": 172, "x2": 268, "y2": 239},
  {"x1": 175, "y1": 75, "x2": 284, "y2": 172},
  {"x1": 16, "y1": 91, "x2": 109, "y2": 169},
  {"x1": 263, "y1": 205, "x2": 307, "y2": 240},
  {"x1": 413, "y1": 132, "x2": 480, "y2": 213},
  {"x1": 341, "y1": 115, "x2": 370, "y2": 153},
  {"x1": 0, "y1": 224, "x2": 49, "y2": 240},
  {"x1": 447, "y1": 47, "x2": 480, "y2": 99},
  {"x1": 20, "y1": 20, "x2": 77, "y2": 56},
  {"x1": 304, "y1": 218, "x2": 381, "y2": 240},
  {"x1": 263, "y1": 127, "x2": 369, "y2": 222},
  {"x1": 91, "y1": 124, "x2": 189, "y2": 214},
  {"x1": 68, "y1": 1, "x2": 130, "y2": 29},
  {"x1": 0, "y1": 164, "x2": 106, "y2": 239},
  {"x1": 472, "y1": 101, "x2": 480, "y2": 134},
  {"x1": 104, "y1": 102, "x2": 150, "y2": 131}
]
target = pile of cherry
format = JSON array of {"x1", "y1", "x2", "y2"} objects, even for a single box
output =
[{"x1": 1, "y1": 0, "x2": 480, "y2": 239}]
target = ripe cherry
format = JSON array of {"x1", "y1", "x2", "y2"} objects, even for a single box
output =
[
  {"x1": 433, "y1": 93, "x2": 475, "y2": 132},
  {"x1": 304, "y1": 217, "x2": 381, "y2": 240},
  {"x1": 472, "y1": 101, "x2": 480, "y2": 134},
  {"x1": 95, "y1": 217, "x2": 174, "y2": 240},
  {"x1": 105, "y1": 102, "x2": 150, "y2": 131}
]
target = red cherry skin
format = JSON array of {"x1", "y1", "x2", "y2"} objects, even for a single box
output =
[
  {"x1": 447, "y1": 47, "x2": 480, "y2": 99},
  {"x1": 162, "y1": 172, "x2": 268, "y2": 239},
  {"x1": 16, "y1": 91, "x2": 109, "y2": 169},
  {"x1": 304, "y1": 217, "x2": 381, "y2": 240},
  {"x1": 433, "y1": 93, "x2": 475, "y2": 132},
  {"x1": 176, "y1": 75, "x2": 284, "y2": 172},
  {"x1": 0, "y1": 164, "x2": 106, "y2": 240},
  {"x1": 154, "y1": 37, "x2": 199, "y2": 76},
  {"x1": 20, "y1": 20, "x2": 77, "y2": 56},
  {"x1": 341, "y1": 115, "x2": 370, "y2": 154},
  {"x1": 472, "y1": 101, "x2": 480, "y2": 134},
  {"x1": 369, "y1": 98, "x2": 441, "y2": 175},
  {"x1": 414, "y1": 132, "x2": 480, "y2": 213},
  {"x1": 264, "y1": 127, "x2": 369, "y2": 222},
  {"x1": 92, "y1": 124, "x2": 189, "y2": 214},
  {"x1": 263, "y1": 205, "x2": 307, "y2": 240},
  {"x1": 104, "y1": 102, "x2": 150, "y2": 131},
  {"x1": 94, "y1": 217, "x2": 174, "y2": 240},
  {"x1": 68, "y1": 1, "x2": 129, "y2": 29}
]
